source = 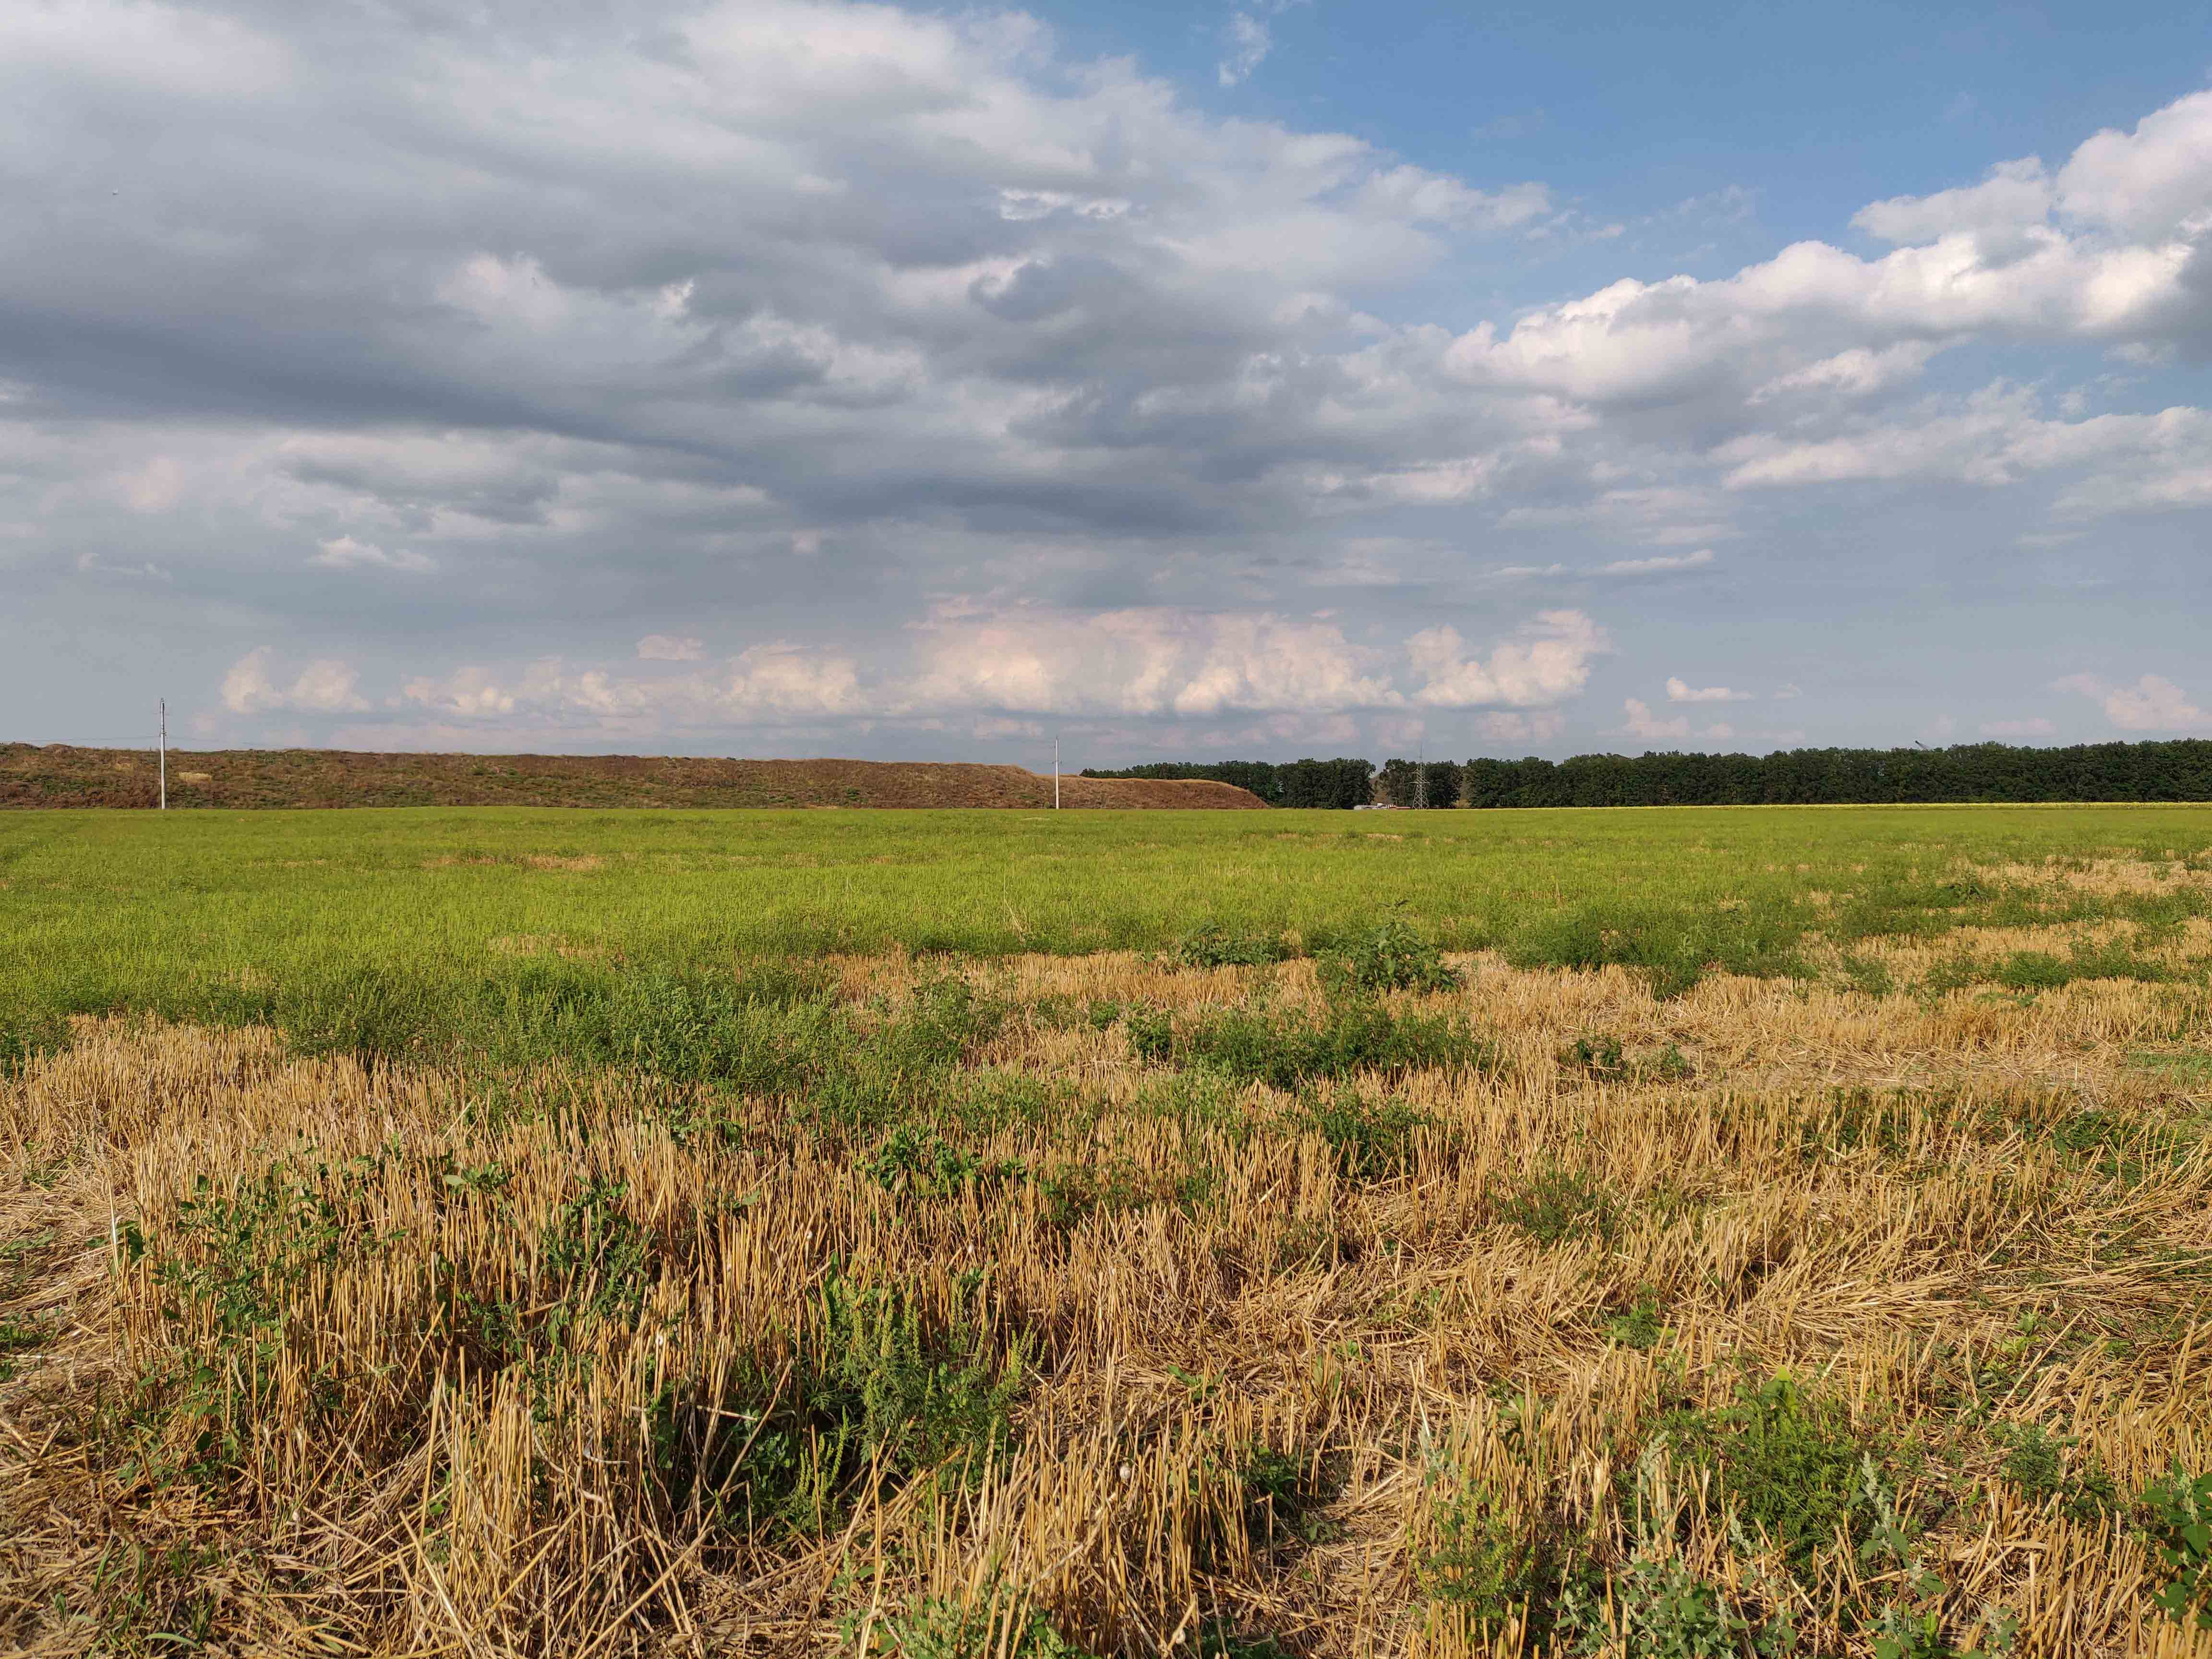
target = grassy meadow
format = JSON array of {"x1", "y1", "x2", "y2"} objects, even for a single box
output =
[{"x1": 3, "y1": 805, "x2": 2212, "y2": 1657}]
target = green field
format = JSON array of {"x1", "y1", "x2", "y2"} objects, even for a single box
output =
[
  {"x1": 7, "y1": 804, "x2": 2211, "y2": 1045},
  {"x1": 4, "y1": 805, "x2": 2212, "y2": 1657}
]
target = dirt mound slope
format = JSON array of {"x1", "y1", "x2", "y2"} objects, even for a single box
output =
[{"x1": 0, "y1": 745, "x2": 1268, "y2": 810}]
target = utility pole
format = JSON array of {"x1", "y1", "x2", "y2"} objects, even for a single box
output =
[
  {"x1": 158, "y1": 698, "x2": 167, "y2": 811},
  {"x1": 1053, "y1": 736, "x2": 1060, "y2": 809},
  {"x1": 1416, "y1": 741, "x2": 1425, "y2": 809}
]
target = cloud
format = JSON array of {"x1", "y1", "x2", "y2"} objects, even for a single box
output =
[
  {"x1": 229, "y1": 604, "x2": 1612, "y2": 738},
  {"x1": 310, "y1": 535, "x2": 433, "y2": 572},
  {"x1": 1601, "y1": 549, "x2": 1717, "y2": 576},
  {"x1": 4, "y1": 8, "x2": 2209, "y2": 758},
  {"x1": 1405, "y1": 611, "x2": 1609, "y2": 708},
  {"x1": 1665, "y1": 676, "x2": 1750, "y2": 703},
  {"x1": 1981, "y1": 717, "x2": 2058, "y2": 739},
  {"x1": 1443, "y1": 94, "x2": 2212, "y2": 414},
  {"x1": 220, "y1": 649, "x2": 370, "y2": 714},
  {"x1": 906, "y1": 603, "x2": 1600, "y2": 718},
  {"x1": 1475, "y1": 710, "x2": 1565, "y2": 744},
  {"x1": 1853, "y1": 159, "x2": 2054, "y2": 246},
  {"x1": 2055, "y1": 673, "x2": 2212, "y2": 732},
  {"x1": 1217, "y1": 13, "x2": 1271, "y2": 86},
  {"x1": 1616, "y1": 698, "x2": 1737, "y2": 743},
  {"x1": 1715, "y1": 388, "x2": 2212, "y2": 507}
]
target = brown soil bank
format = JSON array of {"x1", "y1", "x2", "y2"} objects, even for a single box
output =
[{"x1": 0, "y1": 744, "x2": 1267, "y2": 810}]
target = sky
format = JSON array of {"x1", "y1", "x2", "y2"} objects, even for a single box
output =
[{"x1": 5, "y1": 0, "x2": 2211, "y2": 767}]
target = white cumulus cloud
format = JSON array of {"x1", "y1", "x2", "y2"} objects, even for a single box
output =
[
  {"x1": 2055, "y1": 673, "x2": 2212, "y2": 732},
  {"x1": 1405, "y1": 611, "x2": 1609, "y2": 708},
  {"x1": 1665, "y1": 676, "x2": 1751, "y2": 703},
  {"x1": 221, "y1": 648, "x2": 371, "y2": 714}
]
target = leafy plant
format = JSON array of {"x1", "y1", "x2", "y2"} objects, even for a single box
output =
[
  {"x1": 1417, "y1": 1484, "x2": 1531, "y2": 1627},
  {"x1": 1559, "y1": 1552, "x2": 1743, "y2": 1658},
  {"x1": 1130, "y1": 1000, "x2": 1489, "y2": 1089},
  {"x1": 858, "y1": 1127, "x2": 1022, "y2": 1195},
  {"x1": 1560, "y1": 1034, "x2": 1627, "y2": 1077},
  {"x1": 1606, "y1": 1288, "x2": 1669, "y2": 1351},
  {"x1": 1296, "y1": 1087, "x2": 1431, "y2": 1178},
  {"x1": 1495, "y1": 1164, "x2": 1619, "y2": 1247},
  {"x1": 1168, "y1": 923, "x2": 1294, "y2": 970},
  {"x1": 540, "y1": 1178, "x2": 655, "y2": 1342},
  {"x1": 1662, "y1": 1374, "x2": 1873, "y2": 1566},
  {"x1": 844, "y1": 1591, "x2": 1097, "y2": 1658},
  {"x1": 1990, "y1": 1422, "x2": 2118, "y2": 1525},
  {"x1": 1320, "y1": 918, "x2": 1462, "y2": 995},
  {"x1": 1237, "y1": 1446, "x2": 1310, "y2": 1540},
  {"x1": 2140, "y1": 1462, "x2": 2212, "y2": 1628}
]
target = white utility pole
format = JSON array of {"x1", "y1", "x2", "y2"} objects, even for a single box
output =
[
  {"x1": 158, "y1": 699, "x2": 167, "y2": 811},
  {"x1": 1053, "y1": 737, "x2": 1060, "y2": 809}
]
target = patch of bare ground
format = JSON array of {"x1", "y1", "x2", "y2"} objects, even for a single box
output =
[{"x1": 1, "y1": 950, "x2": 2209, "y2": 1656}]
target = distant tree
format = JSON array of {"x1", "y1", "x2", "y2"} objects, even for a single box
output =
[
  {"x1": 1374, "y1": 758, "x2": 1420, "y2": 806},
  {"x1": 1416, "y1": 765, "x2": 1468, "y2": 809},
  {"x1": 1086, "y1": 740, "x2": 2212, "y2": 809}
]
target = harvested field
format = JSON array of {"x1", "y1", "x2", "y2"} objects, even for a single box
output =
[
  {"x1": 1, "y1": 806, "x2": 2210, "y2": 1657},
  {"x1": 0, "y1": 745, "x2": 1265, "y2": 811}
]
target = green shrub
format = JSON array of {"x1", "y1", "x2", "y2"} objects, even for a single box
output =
[
  {"x1": 657, "y1": 1275, "x2": 1024, "y2": 1539},
  {"x1": 1320, "y1": 919, "x2": 1461, "y2": 995},
  {"x1": 1661, "y1": 1375, "x2": 1871, "y2": 1566},
  {"x1": 1494, "y1": 1165, "x2": 1618, "y2": 1247},
  {"x1": 857, "y1": 1128, "x2": 1023, "y2": 1195},
  {"x1": 1196, "y1": 1623, "x2": 1297, "y2": 1659},
  {"x1": 1168, "y1": 923, "x2": 1294, "y2": 970},
  {"x1": 1995, "y1": 951, "x2": 2073, "y2": 991},
  {"x1": 1559, "y1": 1034, "x2": 1626, "y2": 1077},
  {"x1": 1991, "y1": 1422, "x2": 2119, "y2": 1525},
  {"x1": 844, "y1": 1592, "x2": 1097, "y2": 1658},
  {"x1": 1237, "y1": 1445, "x2": 1309, "y2": 1539},
  {"x1": 1132, "y1": 1000, "x2": 1489, "y2": 1090},
  {"x1": 1296, "y1": 1088, "x2": 1432, "y2": 1178},
  {"x1": 2140, "y1": 1463, "x2": 2212, "y2": 1629},
  {"x1": 1605, "y1": 1288, "x2": 1669, "y2": 1351},
  {"x1": 1417, "y1": 1485, "x2": 1531, "y2": 1626},
  {"x1": 1557, "y1": 1554, "x2": 1742, "y2": 1658},
  {"x1": 539, "y1": 1178, "x2": 656, "y2": 1343}
]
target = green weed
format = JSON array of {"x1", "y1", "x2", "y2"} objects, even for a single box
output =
[
  {"x1": 1130, "y1": 999, "x2": 1489, "y2": 1090},
  {"x1": 1661, "y1": 1374, "x2": 1873, "y2": 1566},
  {"x1": 1605, "y1": 1288, "x2": 1670, "y2": 1352},
  {"x1": 2140, "y1": 1463, "x2": 2212, "y2": 1629},
  {"x1": 843, "y1": 1591, "x2": 1098, "y2": 1658},
  {"x1": 1295, "y1": 1087, "x2": 1432, "y2": 1178},
  {"x1": 1417, "y1": 1484, "x2": 1532, "y2": 1627},
  {"x1": 1990, "y1": 1422, "x2": 2119, "y2": 1525},
  {"x1": 1168, "y1": 922, "x2": 1295, "y2": 969},
  {"x1": 1494, "y1": 1165, "x2": 1619, "y2": 1247},
  {"x1": 1319, "y1": 918, "x2": 1461, "y2": 994}
]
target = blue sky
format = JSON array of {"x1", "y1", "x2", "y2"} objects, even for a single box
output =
[{"x1": 3, "y1": 0, "x2": 2209, "y2": 764}]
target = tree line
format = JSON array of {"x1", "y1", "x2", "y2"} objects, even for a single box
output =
[{"x1": 1085, "y1": 739, "x2": 2212, "y2": 806}]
